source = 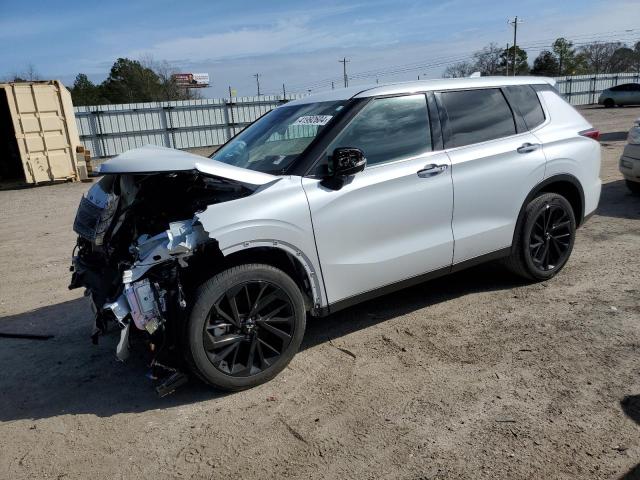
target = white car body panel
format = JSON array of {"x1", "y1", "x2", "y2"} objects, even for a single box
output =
[
  {"x1": 302, "y1": 150, "x2": 454, "y2": 304},
  {"x1": 535, "y1": 90, "x2": 602, "y2": 217},
  {"x1": 195, "y1": 176, "x2": 328, "y2": 308},
  {"x1": 447, "y1": 131, "x2": 546, "y2": 263},
  {"x1": 98, "y1": 145, "x2": 277, "y2": 187},
  {"x1": 286, "y1": 76, "x2": 555, "y2": 107}
]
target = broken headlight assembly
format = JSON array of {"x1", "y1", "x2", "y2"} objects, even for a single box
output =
[{"x1": 73, "y1": 179, "x2": 119, "y2": 246}]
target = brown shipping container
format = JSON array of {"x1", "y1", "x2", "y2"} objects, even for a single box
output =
[{"x1": 0, "y1": 80, "x2": 86, "y2": 186}]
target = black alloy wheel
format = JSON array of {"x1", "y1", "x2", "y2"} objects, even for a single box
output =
[
  {"x1": 186, "y1": 264, "x2": 306, "y2": 391},
  {"x1": 505, "y1": 192, "x2": 576, "y2": 281},
  {"x1": 204, "y1": 281, "x2": 295, "y2": 377},
  {"x1": 527, "y1": 203, "x2": 573, "y2": 271}
]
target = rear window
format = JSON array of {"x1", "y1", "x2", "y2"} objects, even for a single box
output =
[
  {"x1": 505, "y1": 85, "x2": 546, "y2": 130},
  {"x1": 441, "y1": 89, "x2": 516, "y2": 148}
]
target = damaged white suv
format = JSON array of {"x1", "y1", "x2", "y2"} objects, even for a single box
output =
[{"x1": 70, "y1": 77, "x2": 601, "y2": 392}]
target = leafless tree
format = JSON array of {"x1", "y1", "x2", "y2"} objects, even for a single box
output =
[
  {"x1": 443, "y1": 61, "x2": 475, "y2": 78},
  {"x1": 578, "y1": 42, "x2": 623, "y2": 74},
  {"x1": 472, "y1": 43, "x2": 504, "y2": 76}
]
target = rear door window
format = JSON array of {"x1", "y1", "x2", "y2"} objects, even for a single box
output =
[
  {"x1": 440, "y1": 88, "x2": 516, "y2": 148},
  {"x1": 505, "y1": 85, "x2": 546, "y2": 130}
]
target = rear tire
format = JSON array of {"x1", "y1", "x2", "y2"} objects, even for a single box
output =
[
  {"x1": 506, "y1": 193, "x2": 576, "y2": 281},
  {"x1": 604, "y1": 98, "x2": 615, "y2": 108},
  {"x1": 186, "y1": 264, "x2": 306, "y2": 391},
  {"x1": 626, "y1": 180, "x2": 640, "y2": 195}
]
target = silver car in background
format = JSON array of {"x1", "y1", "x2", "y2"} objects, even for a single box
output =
[
  {"x1": 598, "y1": 83, "x2": 640, "y2": 108},
  {"x1": 620, "y1": 117, "x2": 640, "y2": 194}
]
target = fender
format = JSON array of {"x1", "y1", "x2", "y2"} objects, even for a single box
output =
[
  {"x1": 220, "y1": 239, "x2": 324, "y2": 311},
  {"x1": 195, "y1": 176, "x2": 329, "y2": 308}
]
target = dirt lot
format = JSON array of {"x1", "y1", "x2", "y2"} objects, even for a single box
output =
[{"x1": 1, "y1": 106, "x2": 639, "y2": 480}]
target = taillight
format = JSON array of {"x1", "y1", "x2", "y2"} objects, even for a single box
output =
[{"x1": 579, "y1": 128, "x2": 600, "y2": 141}]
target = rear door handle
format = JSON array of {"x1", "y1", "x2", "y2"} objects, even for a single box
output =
[
  {"x1": 517, "y1": 142, "x2": 541, "y2": 154},
  {"x1": 417, "y1": 163, "x2": 448, "y2": 178}
]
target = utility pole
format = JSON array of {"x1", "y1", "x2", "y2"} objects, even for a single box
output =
[
  {"x1": 253, "y1": 73, "x2": 261, "y2": 96},
  {"x1": 339, "y1": 57, "x2": 350, "y2": 88},
  {"x1": 509, "y1": 16, "x2": 523, "y2": 76},
  {"x1": 331, "y1": 81, "x2": 335, "y2": 90},
  {"x1": 282, "y1": 83, "x2": 286, "y2": 99}
]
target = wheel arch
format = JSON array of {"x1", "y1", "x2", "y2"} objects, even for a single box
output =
[
  {"x1": 511, "y1": 174, "x2": 585, "y2": 251},
  {"x1": 218, "y1": 242, "x2": 323, "y2": 314}
]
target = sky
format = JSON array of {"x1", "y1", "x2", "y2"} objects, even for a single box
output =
[{"x1": 1, "y1": 0, "x2": 640, "y2": 98}]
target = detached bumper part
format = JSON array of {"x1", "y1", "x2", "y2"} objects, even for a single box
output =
[{"x1": 116, "y1": 321, "x2": 130, "y2": 362}]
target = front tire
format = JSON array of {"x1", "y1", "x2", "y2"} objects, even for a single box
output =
[
  {"x1": 506, "y1": 193, "x2": 576, "y2": 281},
  {"x1": 186, "y1": 264, "x2": 306, "y2": 391},
  {"x1": 626, "y1": 179, "x2": 640, "y2": 195}
]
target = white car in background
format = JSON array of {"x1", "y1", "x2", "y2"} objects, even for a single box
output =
[{"x1": 620, "y1": 118, "x2": 640, "y2": 194}]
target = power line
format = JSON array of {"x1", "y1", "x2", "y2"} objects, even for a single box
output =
[{"x1": 285, "y1": 28, "x2": 639, "y2": 93}]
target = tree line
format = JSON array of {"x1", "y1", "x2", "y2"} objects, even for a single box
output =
[
  {"x1": 3, "y1": 58, "x2": 200, "y2": 106},
  {"x1": 444, "y1": 38, "x2": 640, "y2": 78},
  {"x1": 69, "y1": 58, "x2": 200, "y2": 106}
]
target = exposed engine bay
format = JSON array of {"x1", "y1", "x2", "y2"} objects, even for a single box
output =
[{"x1": 69, "y1": 169, "x2": 252, "y2": 395}]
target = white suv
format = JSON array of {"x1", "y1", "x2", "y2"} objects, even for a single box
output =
[{"x1": 70, "y1": 76, "x2": 601, "y2": 392}]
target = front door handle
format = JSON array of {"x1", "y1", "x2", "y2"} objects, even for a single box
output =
[
  {"x1": 517, "y1": 142, "x2": 541, "y2": 154},
  {"x1": 417, "y1": 163, "x2": 448, "y2": 178}
]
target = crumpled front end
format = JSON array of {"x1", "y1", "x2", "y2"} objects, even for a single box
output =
[{"x1": 69, "y1": 166, "x2": 255, "y2": 394}]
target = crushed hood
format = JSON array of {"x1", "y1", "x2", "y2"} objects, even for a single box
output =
[{"x1": 97, "y1": 145, "x2": 277, "y2": 187}]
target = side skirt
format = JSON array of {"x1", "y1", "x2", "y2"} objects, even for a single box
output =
[{"x1": 315, "y1": 247, "x2": 511, "y2": 317}]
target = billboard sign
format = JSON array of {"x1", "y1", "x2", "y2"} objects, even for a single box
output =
[{"x1": 172, "y1": 73, "x2": 210, "y2": 88}]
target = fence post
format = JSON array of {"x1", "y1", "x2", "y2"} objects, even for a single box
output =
[
  {"x1": 590, "y1": 76, "x2": 596, "y2": 105},
  {"x1": 92, "y1": 110, "x2": 107, "y2": 158},
  {"x1": 567, "y1": 77, "x2": 573, "y2": 104},
  {"x1": 161, "y1": 105, "x2": 177, "y2": 149},
  {"x1": 224, "y1": 98, "x2": 235, "y2": 142}
]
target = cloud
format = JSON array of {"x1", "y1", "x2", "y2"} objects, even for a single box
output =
[{"x1": 125, "y1": 17, "x2": 389, "y2": 63}]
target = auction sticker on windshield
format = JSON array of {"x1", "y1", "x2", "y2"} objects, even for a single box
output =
[{"x1": 292, "y1": 115, "x2": 333, "y2": 126}]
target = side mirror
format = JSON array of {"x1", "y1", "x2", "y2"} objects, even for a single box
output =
[{"x1": 331, "y1": 147, "x2": 366, "y2": 177}]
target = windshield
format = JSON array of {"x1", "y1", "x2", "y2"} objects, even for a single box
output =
[{"x1": 210, "y1": 101, "x2": 347, "y2": 174}]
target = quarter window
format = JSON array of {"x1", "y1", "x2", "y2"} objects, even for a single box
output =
[
  {"x1": 441, "y1": 89, "x2": 516, "y2": 148},
  {"x1": 326, "y1": 94, "x2": 432, "y2": 167},
  {"x1": 505, "y1": 85, "x2": 546, "y2": 130}
]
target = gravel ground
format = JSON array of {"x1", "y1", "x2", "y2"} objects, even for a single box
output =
[{"x1": 0, "y1": 106, "x2": 639, "y2": 480}]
